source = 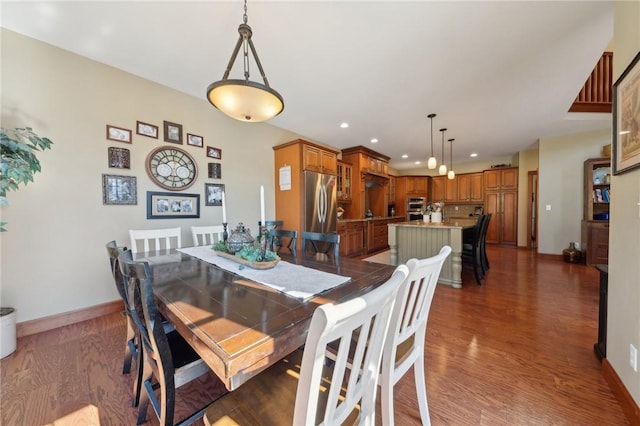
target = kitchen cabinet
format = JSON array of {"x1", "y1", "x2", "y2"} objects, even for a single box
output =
[
  {"x1": 582, "y1": 157, "x2": 610, "y2": 265},
  {"x1": 337, "y1": 221, "x2": 366, "y2": 257},
  {"x1": 341, "y1": 146, "x2": 390, "y2": 219},
  {"x1": 273, "y1": 139, "x2": 340, "y2": 245},
  {"x1": 336, "y1": 161, "x2": 352, "y2": 202},
  {"x1": 302, "y1": 142, "x2": 337, "y2": 175},
  {"x1": 430, "y1": 176, "x2": 445, "y2": 202},
  {"x1": 396, "y1": 176, "x2": 429, "y2": 219},
  {"x1": 484, "y1": 167, "x2": 518, "y2": 245},
  {"x1": 387, "y1": 176, "x2": 396, "y2": 206},
  {"x1": 444, "y1": 177, "x2": 457, "y2": 203},
  {"x1": 366, "y1": 217, "x2": 404, "y2": 254},
  {"x1": 457, "y1": 173, "x2": 484, "y2": 202},
  {"x1": 405, "y1": 176, "x2": 428, "y2": 196}
]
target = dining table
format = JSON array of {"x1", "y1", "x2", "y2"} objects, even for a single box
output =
[{"x1": 133, "y1": 248, "x2": 396, "y2": 391}]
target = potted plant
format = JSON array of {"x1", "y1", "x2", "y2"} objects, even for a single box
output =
[{"x1": 0, "y1": 127, "x2": 53, "y2": 231}]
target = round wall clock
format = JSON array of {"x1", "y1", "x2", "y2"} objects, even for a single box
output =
[{"x1": 145, "y1": 146, "x2": 198, "y2": 191}]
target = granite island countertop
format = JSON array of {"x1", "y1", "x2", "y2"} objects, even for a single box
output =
[{"x1": 338, "y1": 216, "x2": 405, "y2": 223}]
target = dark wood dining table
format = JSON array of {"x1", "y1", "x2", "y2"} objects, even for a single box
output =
[{"x1": 133, "y1": 249, "x2": 396, "y2": 391}]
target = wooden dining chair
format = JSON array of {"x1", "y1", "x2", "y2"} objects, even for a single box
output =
[
  {"x1": 128, "y1": 227, "x2": 182, "y2": 254},
  {"x1": 462, "y1": 215, "x2": 486, "y2": 285},
  {"x1": 118, "y1": 251, "x2": 212, "y2": 426},
  {"x1": 480, "y1": 213, "x2": 492, "y2": 273},
  {"x1": 203, "y1": 265, "x2": 409, "y2": 426},
  {"x1": 301, "y1": 231, "x2": 340, "y2": 259},
  {"x1": 268, "y1": 229, "x2": 297, "y2": 254},
  {"x1": 105, "y1": 241, "x2": 143, "y2": 406},
  {"x1": 380, "y1": 245, "x2": 451, "y2": 426},
  {"x1": 190, "y1": 225, "x2": 224, "y2": 246}
]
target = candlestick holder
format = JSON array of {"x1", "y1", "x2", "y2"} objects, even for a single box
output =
[
  {"x1": 260, "y1": 225, "x2": 268, "y2": 261},
  {"x1": 222, "y1": 222, "x2": 228, "y2": 242}
]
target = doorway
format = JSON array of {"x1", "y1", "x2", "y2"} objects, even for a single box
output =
[{"x1": 526, "y1": 170, "x2": 538, "y2": 249}]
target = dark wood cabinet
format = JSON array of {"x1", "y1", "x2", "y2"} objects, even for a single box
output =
[
  {"x1": 582, "y1": 158, "x2": 610, "y2": 266},
  {"x1": 484, "y1": 167, "x2": 518, "y2": 245}
]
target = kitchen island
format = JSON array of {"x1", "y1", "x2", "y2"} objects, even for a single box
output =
[{"x1": 388, "y1": 218, "x2": 477, "y2": 288}]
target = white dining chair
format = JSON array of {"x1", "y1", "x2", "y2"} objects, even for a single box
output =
[
  {"x1": 190, "y1": 225, "x2": 224, "y2": 246},
  {"x1": 128, "y1": 227, "x2": 181, "y2": 254},
  {"x1": 380, "y1": 245, "x2": 451, "y2": 426},
  {"x1": 203, "y1": 265, "x2": 410, "y2": 426}
]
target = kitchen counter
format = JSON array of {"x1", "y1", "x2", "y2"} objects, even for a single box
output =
[
  {"x1": 338, "y1": 215, "x2": 405, "y2": 223},
  {"x1": 388, "y1": 218, "x2": 477, "y2": 288}
]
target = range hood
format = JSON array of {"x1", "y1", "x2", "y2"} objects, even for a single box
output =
[{"x1": 362, "y1": 171, "x2": 389, "y2": 188}]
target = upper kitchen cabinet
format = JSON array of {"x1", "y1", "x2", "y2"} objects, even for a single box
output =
[
  {"x1": 273, "y1": 139, "x2": 340, "y2": 240},
  {"x1": 301, "y1": 140, "x2": 338, "y2": 175},
  {"x1": 430, "y1": 176, "x2": 445, "y2": 202},
  {"x1": 457, "y1": 173, "x2": 484, "y2": 202},
  {"x1": 341, "y1": 146, "x2": 390, "y2": 218},
  {"x1": 484, "y1": 167, "x2": 518, "y2": 191},
  {"x1": 336, "y1": 161, "x2": 352, "y2": 202}
]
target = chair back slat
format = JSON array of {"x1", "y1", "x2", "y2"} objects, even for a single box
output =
[
  {"x1": 129, "y1": 227, "x2": 181, "y2": 254},
  {"x1": 301, "y1": 231, "x2": 340, "y2": 259}
]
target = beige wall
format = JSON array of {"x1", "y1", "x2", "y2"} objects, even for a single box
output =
[
  {"x1": 537, "y1": 129, "x2": 610, "y2": 254},
  {"x1": 517, "y1": 148, "x2": 539, "y2": 247},
  {"x1": 609, "y1": 0, "x2": 640, "y2": 406},
  {"x1": 0, "y1": 29, "x2": 300, "y2": 323}
]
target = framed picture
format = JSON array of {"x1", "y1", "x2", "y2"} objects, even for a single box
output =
[
  {"x1": 187, "y1": 133, "x2": 204, "y2": 148},
  {"x1": 102, "y1": 174, "x2": 137, "y2": 205},
  {"x1": 206, "y1": 146, "x2": 222, "y2": 159},
  {"x1": 613, "y1": 50, "x2": 640, "y2": 175},
  {"x1": 108, "y1": 147, "x2": 130, "y2": 169},
  {"x1": 163, "y1": 120, "x2": 183, "y2": 144},
  {"x1": 136, "y1": 121, "x2": 158, "y2": 139},
  {"x1": 147, "y1": 191, "x2": 200, "y2": 219},
  {"x1": 106, "y1": 125, "x2": 132, "y2": 143},
  {"x1": 205, "y1": 183, "x2": 225, "y2": 206},
  {"x1": 208, "y1": 163, "x2": 222, "y2": 179}
]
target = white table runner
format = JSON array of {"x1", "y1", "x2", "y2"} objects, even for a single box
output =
[{"x1": 178, "y1": 246, "x2": 350, "y2": 301}]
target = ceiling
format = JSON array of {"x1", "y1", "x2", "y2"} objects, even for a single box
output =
[{"x1": 1, "y1": 1, "x2": 613, "y2": 170}]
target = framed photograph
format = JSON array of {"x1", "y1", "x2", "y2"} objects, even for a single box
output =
[
  {"x1": 613, "y1": 50, "x2": 640, "y2": 175},
  {"x1": 136, "y1": 121, "x2": 158, "y2": 139},
  {"x1": 108, "y1": 147, "x2": 130, "y2": 169},
  {"x1": 147, "y1": 191, "x2": 200, "y2": 219},
  {"x1": 106, "y1": 125, "x2": 132, "y2": 143},
  {"x1": 187, "y1": 133, "x2": 204, "y2": 148},
  {"x1": 205, "y1": 183, "x2": 225, "y2": 206},
  {"x1": 102, "y1": 174, "x2": 137, "y2": 205},
  {"x1": 206, "y1": 146, "x2": 222, "y2": 159},
  {"x1": 163, "y1": 120, "x2": 183, "y2": 144},
  {"x1": 208, "y1": 163, "x2": 222, "y2": 179}
]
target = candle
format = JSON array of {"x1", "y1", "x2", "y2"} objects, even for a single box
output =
[
  {"x1": 221, "y1": 191, "x2": 227, "y2": 223},
  {"x1": 260, "y1": 185, "x2": 265, "y2": 225}
]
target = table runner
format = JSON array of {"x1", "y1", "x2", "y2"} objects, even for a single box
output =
[{"x1": 178, "y1": 246, "x2": 350, "y2": 301}]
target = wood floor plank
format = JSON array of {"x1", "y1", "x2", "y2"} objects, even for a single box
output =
[{"x1": 0, "y1": 246, "x2": 632, "y2": 425}]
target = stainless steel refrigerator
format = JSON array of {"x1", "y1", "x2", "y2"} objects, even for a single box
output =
[{"x1": 304, "y1": 171, "x2": 337, "y2": 234}]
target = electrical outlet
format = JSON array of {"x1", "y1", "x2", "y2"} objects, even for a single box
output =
[
  {"x1": 455, "y1": 206, "x2": 459, "y2": 211},
  {"x1": 630, "y1": 344, "x2": 638, "y2": 372}
]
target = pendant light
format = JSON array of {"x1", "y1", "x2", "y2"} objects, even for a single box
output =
[
  {"x1": 438, "y1": 128, "x2": 448, "y2": 175},
  {"x1": 427, "y1": 113, "x2": 437, "y2": 169},
  {"x1": 447, "y1": 138, "x2": 456, "y2": 180},
  {"x1": 206, "y1": 0, "x2": 284, "y2": 122}
]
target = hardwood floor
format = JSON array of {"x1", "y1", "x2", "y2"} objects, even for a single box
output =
[{"x1": 0, "y1": 246, "x2": 630, "y2": 425}]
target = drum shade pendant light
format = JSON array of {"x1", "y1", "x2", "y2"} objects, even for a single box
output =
[
  {"x1": 427, "y1": 114, "x2": 437, "y2": 169},
  {"x1": 448, "y1": 138, "x2": 456, "y2": 180},
  {"x1": 439, "y1": 128, "x2": 448, "y2": 175},
  {"x1": 206, "y1": 0, "x2": 284, "y2": 122}
]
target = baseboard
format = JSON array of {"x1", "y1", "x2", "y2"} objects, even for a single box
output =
[
  {"x1": 603, "y1": 358, "x2": 640, "y2": 425},
  {"x1": 16, "y1": 300, "x2": 123, "y2": 338}
]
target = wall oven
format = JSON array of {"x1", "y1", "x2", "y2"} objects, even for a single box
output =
[{"x1": 407, "y1": 197, "x2": 426, "y2": 221}]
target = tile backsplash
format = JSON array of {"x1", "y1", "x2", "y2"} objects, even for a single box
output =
[{"x1": 444, "y1": 204, "x2": 483, "y2": 218}]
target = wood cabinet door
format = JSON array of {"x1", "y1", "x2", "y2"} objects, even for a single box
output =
[
  {"x1": 444, "y1": 177, "x2": 457, "y2": 203},
  {"x1": 484, "y1": 170, "x2": 501, "y2": 190},
  {"x1": 501, "y1": 168, "x2": 518, "y2": 190},
  {"x1": 431, "y1": 176, "x2": 445, "y2": 202},
  {"x1": 302, "y1": 145, "x2": 322, "y2": 172},
  {"x1": 501, "y1": 190, "x2": 518, "y2": 245},
  {"x1": 414, "y1": 177, "x2": 428, "y2": 196},
  {"x1": 469, "y1": 173, "x2": 484, "y2": 202},
  {"x1": 484, "y1": 191, "x2": 500, "y2": 243},
  {"x1": 457, "y1": 174, "x2": 471, "y2": 202},
  {"x1": 320, "y1": 150, "x2": 337, "y2": 175}
]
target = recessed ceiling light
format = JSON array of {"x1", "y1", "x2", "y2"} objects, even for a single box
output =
[
  {"x1": 401, "y1": 154, "x2": 408, "y2": 159},
  {"x1": 470, "y1": 153, "x2": 478, "y2": 157},
  {"x1": 415, "y1": 161, "x2": 421, "y2": 165},
  {"x1": 370, "y1": 138, "x2": 378, "y2": 143},
  {"x1": 340, "y1": 122, "x2": 349, "y2": 129}
]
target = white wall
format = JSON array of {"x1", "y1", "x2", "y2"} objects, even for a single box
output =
[
  {"x1": 537, "y1": 129, "x2": 610, "y2": 254},
  {"x1": 608, "y1": 0, "x2": 640, "y2": 406},
  {"x1": 0, "y1": 29, "x2": 301, "y2": 323}
]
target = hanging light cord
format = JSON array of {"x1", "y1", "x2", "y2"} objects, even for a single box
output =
[
  {"x1": 440, "y1": 128, "x2": 447, "y2": 162},
  {"x1": 449, "y1": 138, "x2": 455, "y2": 168},
  {"x1": 428, "y1": 113, "x2": 436, "y2": 158}
]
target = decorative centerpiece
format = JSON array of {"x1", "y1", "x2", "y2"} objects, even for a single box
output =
[{"x1": 213, "y1": 222, "x2": 280, "y2": 270}]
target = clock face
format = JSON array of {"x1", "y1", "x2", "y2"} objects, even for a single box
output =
[{"x1": 145, "y1": 146, "x2": 198, "y2": 191}]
